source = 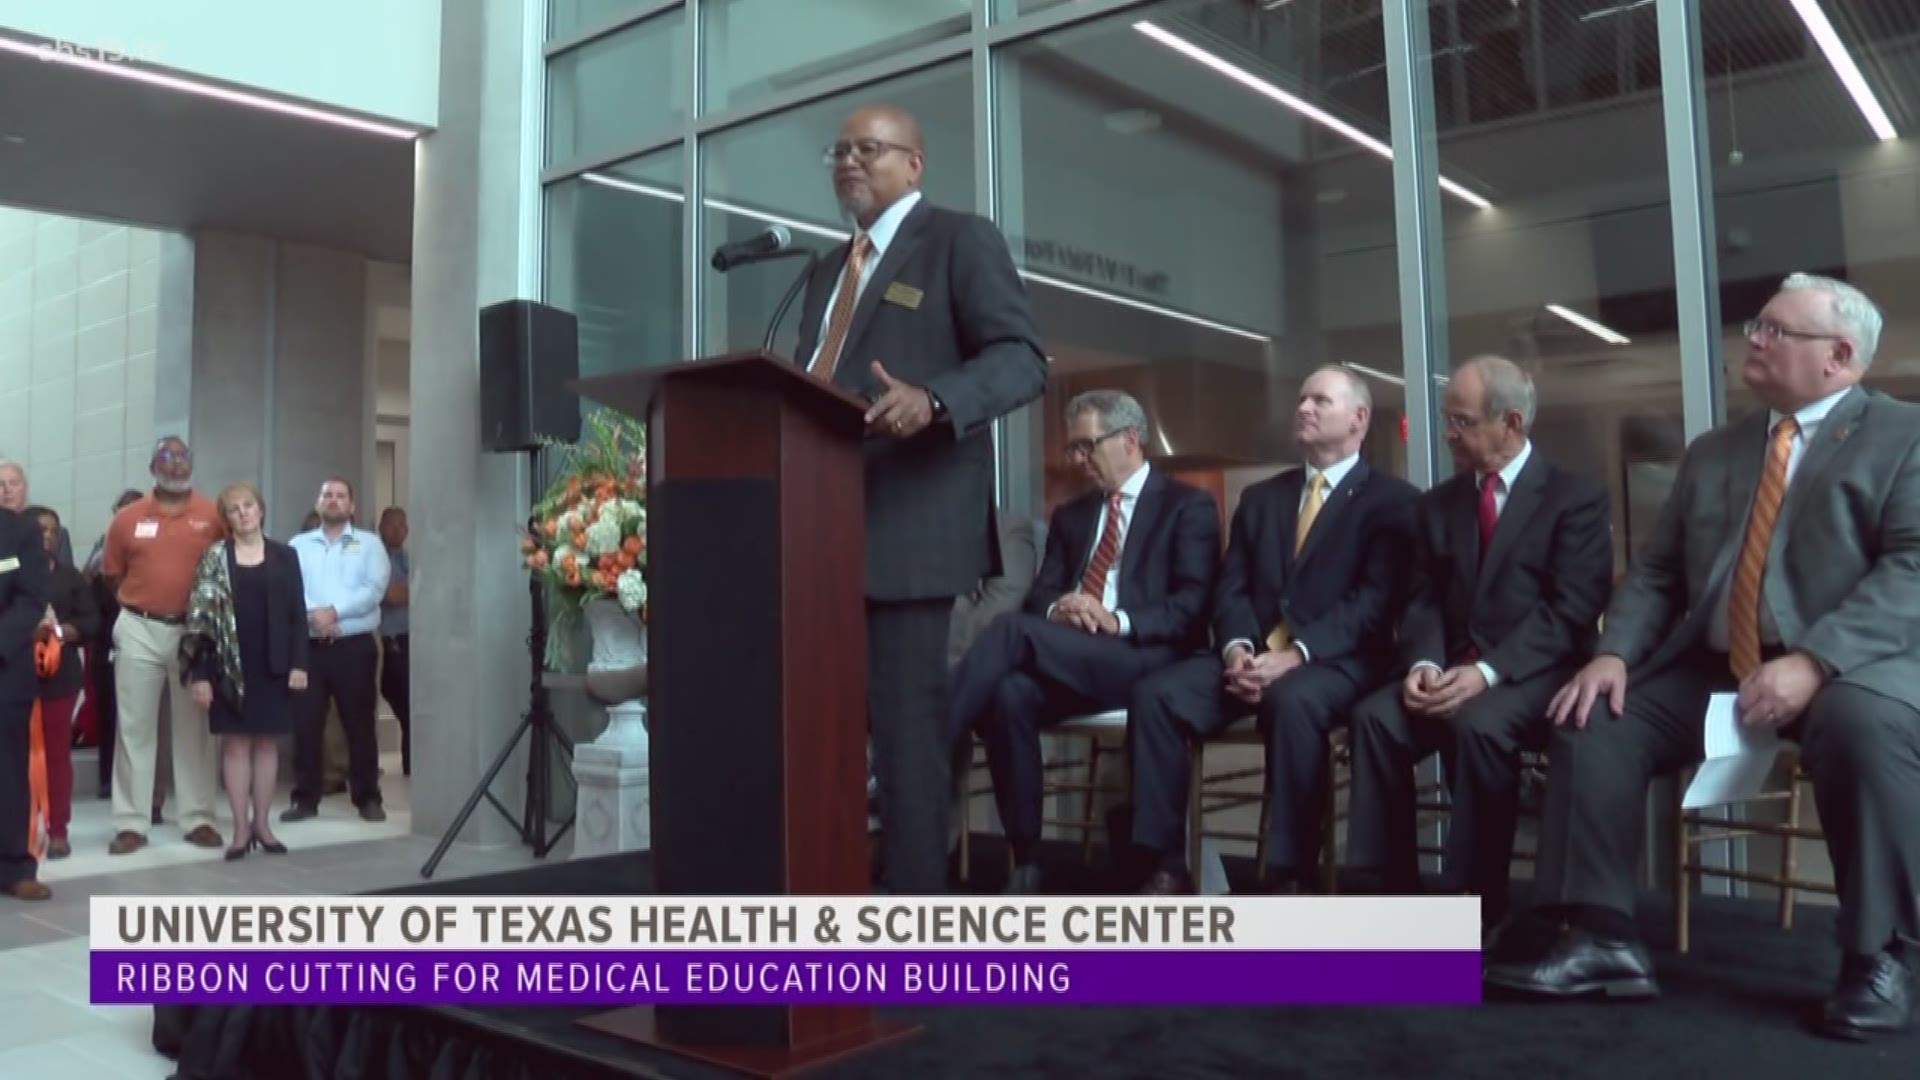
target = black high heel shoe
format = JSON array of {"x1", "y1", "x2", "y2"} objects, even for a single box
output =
[
  {"x1": 224, "y1": 836, "x2": 252, "y2": 861},
  {"x1": 255, "y1": 837, "x2": 288, "y2": 855}
]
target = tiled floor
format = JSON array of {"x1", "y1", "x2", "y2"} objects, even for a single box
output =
[{"x1": 1, "y1": 751, "x2": 564, "y2": 1078}]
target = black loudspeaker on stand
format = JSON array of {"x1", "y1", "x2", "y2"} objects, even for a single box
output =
[{"x1": 422, "y1": 300, "x2": 583, "y2": 879}]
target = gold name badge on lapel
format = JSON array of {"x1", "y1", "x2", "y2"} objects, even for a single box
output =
[{"x1": 884, "y1": 282, "x2": 924, "y2": 310}]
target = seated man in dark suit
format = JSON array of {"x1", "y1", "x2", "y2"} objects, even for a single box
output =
[
  {"x1": 950, "y1": 390, "x2": 1220, "y2": 894},
  {"x1": 1486, "y1": 274, "x2": 1920, "y2": 1041},
  {"x1": 1345, "y1": 357, "x2": 1612, "y2": 926},
  {"x1": 1130, "y1": 365, "x2": 1417, "y2": 894}
]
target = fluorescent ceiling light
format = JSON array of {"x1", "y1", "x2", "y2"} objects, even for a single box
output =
[
  {"x1": 1545, "y1": 303, "x2": 1630, "y2": 345},
  {"x1": 1133, "y1": 21, "x2": 1491, "y2": 210},
  {"x1": 583, "y1": 172, "x2": 1271, "y2": 342},
  {"x1": 0, "y1": 35, "x2": 421, "y2": 139},
  {"x1": 1341, "y1": 361, "x2": 1447, "y2": 386},
  {"x1": 1787, "y1": 0, "x2": 1898, "y2": 142}
]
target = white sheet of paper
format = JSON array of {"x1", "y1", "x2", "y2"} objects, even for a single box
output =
[{"x1": 1682, "y1": 692, "x2": 1782, "y2": 809}]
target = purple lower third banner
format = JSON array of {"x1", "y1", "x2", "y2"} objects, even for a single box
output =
[{"x1": 92, "y1": 950, "x2": 1480, "y2": 1007}]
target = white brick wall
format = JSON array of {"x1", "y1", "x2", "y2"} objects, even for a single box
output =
[{"x1": 0, "y1": 205, "x2": 172, "y2": 562}]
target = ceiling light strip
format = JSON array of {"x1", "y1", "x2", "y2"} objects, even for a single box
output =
[
  {"x1": 1545, "y1": 303, "x2": 1631, "y2": 344},
  {"x1": 0, "y1": 35, "x2": 420, "y2": 139},
  {"x1": 1132, "y1": 21, "x2": 1492, "y2": 210},
  {"x1": 583, "y1": 173, "x2": 1272, "y2": 343},
  {"x1": 1786, "y1": 0, "x2": 1898, "y2": 142}
]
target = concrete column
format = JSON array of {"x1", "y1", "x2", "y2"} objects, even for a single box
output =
[{"x1": 407, "y1": 0, "x2": 542, "y2": 847}]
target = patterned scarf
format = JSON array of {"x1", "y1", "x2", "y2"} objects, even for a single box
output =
[{"x1": 180, "y1": 544, "x2": 245, "y2": 711}]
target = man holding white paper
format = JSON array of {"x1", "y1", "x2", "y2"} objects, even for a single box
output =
[{"x1": 1485, "y1": 275, "x2": 1920, "y2": 1042}]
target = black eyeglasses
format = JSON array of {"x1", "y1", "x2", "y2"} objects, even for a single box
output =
[
  {"x1": 1743, "y1": 318, "x2": 1841, "y2": 345},
  {"x1": 1065, "y1": 429, "x2": 1130, "y2": 458},
  {"x1": 153, "y1": 447, "x2": 192, "y2": 463},
  {"x1": 820, "y1": 139, "x2": 918, "y2": 167}
]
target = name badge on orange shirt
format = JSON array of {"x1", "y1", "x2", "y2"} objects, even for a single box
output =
[{"x1": 134, "y1": 520, "x2": 160, "y2": 539}]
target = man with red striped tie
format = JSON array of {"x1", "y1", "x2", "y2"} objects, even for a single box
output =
[{"x1": 949, "y1": 390, "x2": 1221, "y2": 894}]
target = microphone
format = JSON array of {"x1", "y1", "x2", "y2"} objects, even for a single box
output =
[{"x1": 710, "y1": 226, "x2": 795, "y2": 271}]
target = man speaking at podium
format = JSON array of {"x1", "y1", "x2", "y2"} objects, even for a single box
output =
[{"x1": 791, "y1": 104, "x2": 1047, "y2": 893}]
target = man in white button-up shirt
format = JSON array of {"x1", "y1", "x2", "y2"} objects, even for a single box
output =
[
  {"x1": 1490, "y1": 275, "x2": 1920, "y2": 1042},
  {"x1": 949, "y1": 391, "x2": 1220, "y2": 895},
  {"x1": 1345, "y1": 357, "x2": 1611, "y2": 928}
]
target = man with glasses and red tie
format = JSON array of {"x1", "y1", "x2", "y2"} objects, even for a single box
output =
[
  {"x1": 791, "y1": 104, "x2": 1047, "y2": 894},
  {"x1": 1486, "y1": 274, "x2": 1920, "y2": 1042},
  {"x1": 1344, "y1": 356, "x2": 1612, "y2": 931},
  {"x1": 949, "y1": 391, "x2": 1220, "y2": 895}
]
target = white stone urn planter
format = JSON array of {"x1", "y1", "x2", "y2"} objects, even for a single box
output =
[{"x1": 570, "y1": 598, "x2": 651, "y2": 858}]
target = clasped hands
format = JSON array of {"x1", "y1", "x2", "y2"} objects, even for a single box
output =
[
  {"x1": 1049, "y1": 592, "x2": 1120, "y2": 635},
  {"x1": 1546, "y1": 651, "x2": 1824, "y2": 731},
  {"x1": 1401, "y1": 663, "x2": 1489, "y2": 720},
  {"x1": 1223, "y1": 643, "x2": 1303, "y2": 705},
  {"x1": 308, "y1": 606, "x2": 340, "y2": 639}
]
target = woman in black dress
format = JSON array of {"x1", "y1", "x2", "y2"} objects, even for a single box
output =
[{"x1": 182, "y1": 483, "x2": 308, "y2": 859}]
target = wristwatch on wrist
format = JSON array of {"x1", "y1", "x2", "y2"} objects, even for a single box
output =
[{"x1": 927, "y1": 389, "x2": 947, "y2": 420}]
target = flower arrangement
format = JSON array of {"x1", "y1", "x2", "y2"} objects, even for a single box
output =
[{"x1": 521, "y1": 407, "x2": 647, "y2": 669}]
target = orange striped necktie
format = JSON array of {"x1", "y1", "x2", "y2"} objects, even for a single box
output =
[
  {"x1": 1079, "y1": 492, "x2": 1125, "y2": 598},
  {"x1": 810, "y1": 233, "x2": 873, "y2": 383},
  {"x1": 1727, "y1": 416, "x2": 1798, "y2": 680}
]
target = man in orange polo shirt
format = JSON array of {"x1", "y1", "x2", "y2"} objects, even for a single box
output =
[{"x1": 101, "y1": 437, "x2": 226, "y2": 854}]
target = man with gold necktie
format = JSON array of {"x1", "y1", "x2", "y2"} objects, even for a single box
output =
[
  {"x1": 1487, "y1": 274, "x2": 1920, "y2": 1042},
  {"x1": 949, "y1": 391, "x2": 1220, "y2": 895},
  {"x1": 1127, "y1": 366, "x2": 1417, "y2": 895},
  {"x1": 789, "y1": 104, "x2": 1047, "y2": 894}
]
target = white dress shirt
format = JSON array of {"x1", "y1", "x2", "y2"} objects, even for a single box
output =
[
  {"x1": 1051, "y1": 461, "x2": 1150, "y2": 637},
  {"x1": 1225, "y1": 452, "x2": 1362, "y2": 661},
  {"x1": 1704, "y1": 386, "x2": 1853, "y2": 651},
  {"x1": 807, "y1": 189, "x2": 923, "y2": 370},
  {"x1": 1413, "y1": 440, "x2": 1534, "y2": 686}
]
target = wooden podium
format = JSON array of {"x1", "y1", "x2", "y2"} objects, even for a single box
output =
[{"x1": 569, "y1": 352, "x2": 918, "y2": 1077}]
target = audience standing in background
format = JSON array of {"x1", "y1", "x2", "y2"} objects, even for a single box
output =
[
  {"x1": 0, "y1": 460, "x2": 72, "y2": 568},
  {"x1": 285, "y1": 479, "x2": 391, "y2": 823},
  {"x1": 85, "y1": 489, "x2": 146, "y2": 799},
  {"x1": 0, "y1": 502, "x2": 51, "y2": 900},
  {"x1": 101, "y1": 437, "x2": 227, "y2": 854},
  {"x1": 24, "y1": 506, "x2": 97, "y2": 860},
  {"x1": 184, "y1": 483, "x2": 307, "y2": 860},
  {"x1": 377, "y1": 507, "x2": 411, "y2": 777}
]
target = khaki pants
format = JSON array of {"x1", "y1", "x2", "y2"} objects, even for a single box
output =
[{"x1": 111, "y1": 613, "x2": 219, "y2": 835}]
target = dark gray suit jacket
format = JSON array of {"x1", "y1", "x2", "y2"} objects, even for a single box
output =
[
  {"x1": 792, "y1": 197, "x2": 1048, "y2": 602},
  {"x1": 947, "y1": 513, "x2": 1042, "y2": 668},
  {"x1": 1398, "y1": 451, "x2": 1614, "y2": 686},
  {"x1": 1600, "y1": 386, "x2": 1920, "y2": 706}
]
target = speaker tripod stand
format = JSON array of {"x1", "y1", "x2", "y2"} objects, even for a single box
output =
[{"x1": 421, "y1": 502, "x2": 577, "y2": 879}]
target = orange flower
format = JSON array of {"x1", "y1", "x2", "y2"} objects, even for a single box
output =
[
  {"x1": 622, "y1": 536, "x2": 642, "y2": 557},
  {"x1": 529, "y1": 551, "x2": 549, "y2": 570},
  {"x1": 543, "y1": 519, "x2": 559, "y2": 538},
  {"x1": 520, "y1": 536, "x2": 537, "y2": 555},
  {"x1": 617, "y1": 552, "x2": 636, "y2": 571},
  {"x1": 565, "y1": 569, "x2": 581, "y2": 587},
  {"x1": 571, "y1": 531, "x2": 587, "y2": 551},
  {"x1": 560, "y1": 554, "x2": 577, "y2": 573}
]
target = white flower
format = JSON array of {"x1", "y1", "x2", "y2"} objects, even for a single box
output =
[
  {"x1": 616, "y1": 570, "x2": 648, "y2": 613},
  {"x1": 620, "y1": 499, "x2": 643, "y2": 522},
  {"x1": 597, "y1": 501, "x2": 622, "y2": 526},
  {"x1": 584, "y1": 518, "x2": 622, "y2": 557},
  {"x1": 553, "y1": 544, "x2": 578, "y2": 566}
]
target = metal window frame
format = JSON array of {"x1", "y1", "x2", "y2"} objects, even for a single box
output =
[
  {"x1": 545, "y1": 0, "x2": 685, "y2": 58},
  {"x1": 1383, "y1": 0, "x2": 1443, "y2": 493}
]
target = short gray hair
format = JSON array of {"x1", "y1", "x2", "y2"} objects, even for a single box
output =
[
  {"x1": 1065, "y1": 389, "x2": 1149, "y2": 444},
  {"x1": 1318, "y1": 364, "x2": 1372, "y2": 413},
  {"x1": 1781, "y1": 272, "x2": 1883, "y2": 369},
  {"x1": 1459, "y1": 355, "x2": 1537, "y2": 429},
  {"x1": 0, "y1": 459, "x2": 23, "y2": 482}
]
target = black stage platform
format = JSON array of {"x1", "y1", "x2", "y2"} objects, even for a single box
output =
[{"x1": 152, "y1": 842, "x2": 1918, "y2": 1079}]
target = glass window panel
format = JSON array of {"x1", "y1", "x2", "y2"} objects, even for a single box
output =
[
  {"x1": 1695, "y1": 0, "x2": 1920, "y2": 412},
  {"x1": 545, "y1": 148, "x2": 688, "y2": 378},
  {"x1": 1422, "y1": 0, "x2": 1676, "y2": 572},
  {"x1": 550, "y1": 0, "x2": 665, "y2": 40},
  {"x1": 700, "y1": 63, "x2": 974, "y2": 357},
  {"x1": 702, "y1": 0, "x2": 972, "y2": 113},
  {"x1": 548, "y1": 11, "x2": 687, "y2": 167},
  {"x1": 996, "y1": 0, "x2": 1407, "y2": 522}
]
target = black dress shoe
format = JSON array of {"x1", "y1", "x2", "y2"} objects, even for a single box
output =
[
  {"x1": 1003, "y1": 864, "x2": 1042, "y2": 895},
  {"x1": 1817, "y1": 950, "x2": 1915, "y2": 1041},
  {"x1": 1483, "y1": 926, "x2": 1658, "y2": 999},
  {"x1": 1139, "y1": 868, "x2": 1195, "y2": 896}
]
